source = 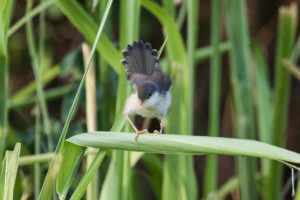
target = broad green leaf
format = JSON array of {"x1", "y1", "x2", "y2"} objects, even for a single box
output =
[
  {"x1": 56, "y1": 142, "x2": 85, "y2": 199},
  {"x1": 0, "y1": 143, "x2": 21, "y2": 200},
  {"x1": 70, "y1": 150, "x2": 106, "y2": 200},
  {"x1": 67, "y1": 132, "x2": 300, "y2": 165},
  {"x1": 0, "y1": 151, "x2": 12, "y2": 200}
]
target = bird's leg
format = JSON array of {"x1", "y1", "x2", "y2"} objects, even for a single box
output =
[
  {"x1": 154, "y1": 117, "x2": 164, "y2": 134},
  {"x1": 125, "y1": 113, "x2": 148, "y2": 143}
]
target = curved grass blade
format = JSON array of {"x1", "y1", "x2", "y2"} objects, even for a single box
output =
[
  {"x1": 0, "y1": 143, "x2": 21, "y2": 200},
  {"x1": 38, "y1": 0, "x2": 113, "y2": 199},
  {"x1": 0, "y1": 0, "x2": 13, "y2": 160},
  {"x1": 56, "y1": 142, "x2": 85, "y2": 199},
  {"x1": 69, "y1": 150, "x2": 106, "y2": 200},
  {"x1": 67, "y1": 132, "x2": 300, "y2": 165},
  {"x1": 55, "y1": 0, "x2": 123, "y2": 76},
  {"x1": 8, "y1": 0, "x2": 55, "y2": 37}
]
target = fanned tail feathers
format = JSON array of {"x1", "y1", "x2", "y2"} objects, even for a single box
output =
[{"x1": 121, "y1": 41, "x2": 159, "y2": 79}]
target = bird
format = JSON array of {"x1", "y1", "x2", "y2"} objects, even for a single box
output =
[{"x1": 121, "y1": 41, "x2": 172, "y2": 143}]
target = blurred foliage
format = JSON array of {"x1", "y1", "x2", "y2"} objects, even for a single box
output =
[{"x1": 1, "y1": 0, "x2": 300, "y2": 200}]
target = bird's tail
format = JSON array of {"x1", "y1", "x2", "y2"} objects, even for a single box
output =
[{"x1": 121, "y1": 41, "x2": 159, "y2": 79}]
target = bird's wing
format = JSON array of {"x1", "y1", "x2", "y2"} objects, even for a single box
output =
[
  {"x1": 121, "y1": 41, "x2": 159, "y2": 79},
  {"x1": 148, "y1": 69, "x2": 172, "y2": 93}
]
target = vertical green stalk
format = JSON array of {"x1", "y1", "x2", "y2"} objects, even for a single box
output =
[
  {"x1": 82, "y1": 43, "x2": 98, "y2": 200},
  {"x1": 251, "y1": 43, "x2": 271, "y2": 199},
  {"x1": 26, "y1": 0, "x2": 52, "y2": 154},
  {"x1": 98, "y1": 0, "x2": 114, "y2": 131},
  {"x1": 176, "y1": 0, "x2": 187, "y2": 30},
  {"x1": 120, "y1": 1, "x2": 140, "y2": 199},
  {"x1": 162, "y1": 0, "x2": 175, "y2": 18},
  {"x1": 141, "y1": 0, "x2": 197, "y2": 199},
  {"x1": 0, "y1": 0, "x2": 13, "y2": 160},
  {"x1": 100, "y1": 1, "x2": 140, "y2": 200},
  {"x1": 185, "y1": 1, "x2": 198, "y2": 199},
  {"x1": 162, "y1": 0, "x2": 175, "y2": 75},
  {"x1": 187, "y1": 0, "x2": 198, "y2": 141},
  {"x1": 204, "y1": 0, "x2": 221, "y2": 197},
  {"x1": 26, "y1": 0, "x2": 51, "y2": 195},
  {"x1": 34, "y1": 107, "x2": 41, "y2": 199},
  {"x1": 161, "y1": 1, "x2": 184, "y2": 200},
  {"x1": 39, "y1": 0, "x2": 53, "y2": 152},
  {"x1": 223, "y1": 0, "x2": 257, "y2": 199},
  {"x1": 266, "y1": 4, "x2": 297, "y2": 200}
]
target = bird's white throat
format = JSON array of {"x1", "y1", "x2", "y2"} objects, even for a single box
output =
[{"x1": 124, "y1": 91, "x2": 171, "y2": 118}]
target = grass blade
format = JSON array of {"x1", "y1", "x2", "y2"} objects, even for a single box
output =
[
  {"x1": 19, "y1": 153, "x2": 54, "y2": 166},
  {"x1": 38, "y1": 0, "x2": 113, "y2": 199},
  {"x1": 0, "y1": 143, "x2": 21, "y2": 200},
  {"x1": 223, "y1": 0, "x2": 257, "y2": 199},
  {"x1": 251, "y1": 43, "x2": 272, "y2": 189},
  {"x1": 283, "y1": 60, "x2": 300, "y2": 81},
  {"x1": 55, "y1": 0, "x2": 123, "y2": 76},
  {"x1": 99, "y1": 1, "x2": 140, "y2": 198},
  {"x1": 194, "y1": 42, "x2": 231, "y2": 63},
  {"x1": 9, "y1": 65, "x2": 60, "y2": 107},
  {"x1": 0, "y1": 0, "x2": 13, "y2": 160},
  {"x1": 204, "y1": 0, "x2": 222, "y2": 197},
  {"x1": 34, "y1": 106, "x2": 42, "y2": 198},
  {"x1": 267, "y1": 4, "x2": 298, "y2": 200},
  {"x1": 141, "y1": 0, "x2": 197, "y2": 199},
  {"x1": 8, "y1": 0, "x2": 55, "y2": 37},
  {"x1": 8, "y1": 84, "x2": 75, "y2": 109},
  {"x1": 67, "y1": 132, "x2": 300, "y2": 165},
  {"x1": 251, "y1": 42, "x2": 272, "y2": 199},
  {"x1": 120, "y1": 1, "x2": 140, "y2": 200},
  {"x1": 82, "y1": 43, "x2": 99, "y2": 200},
  {"x1": 56, "y1": 142, "x2": 85, "y2": 199},
  {"x1": 26, "y1": 0, "x2": 53, "y2": 153},
  {"x1": 70, "y1": 150, "x2": 106, "y2": 200}
]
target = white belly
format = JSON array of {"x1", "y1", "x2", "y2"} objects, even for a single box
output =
[{"x1": 124, "y1": 91, "x2": 171, "y2": 118}]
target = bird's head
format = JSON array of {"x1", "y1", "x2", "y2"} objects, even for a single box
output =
[{"x1": 137, "y1": 81, "x2": 160, "y2": 106}]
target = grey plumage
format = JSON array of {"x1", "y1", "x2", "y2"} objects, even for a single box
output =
[
  {"x1": 121, "y1": 41, "x2": 159, "y2": 78},
  {"x1": 121, "y1": 40, "x2": 172, "y2": 97},
  {"x1": 121, "y1": 41, "x2": 172, "y2": 141}
]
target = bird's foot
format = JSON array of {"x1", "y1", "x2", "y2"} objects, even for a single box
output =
[
  {"x1": 154, "y1": 130, "x2": 162, "y2": 134},
  {"x1": 134, "y1": 129, "x2": 148, "y2": 143}
]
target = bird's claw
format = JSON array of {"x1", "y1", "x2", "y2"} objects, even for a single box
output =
[
  {"x1": 134, "y1": 129, "x2": 148, "y2": 143},
  {"x1": 154, "y1": 130, "x2": 162, "y2": 134}
]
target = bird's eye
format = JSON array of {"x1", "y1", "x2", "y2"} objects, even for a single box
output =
[{"x1": 148, "y1": 92, "x2": 152, "y2": 97}]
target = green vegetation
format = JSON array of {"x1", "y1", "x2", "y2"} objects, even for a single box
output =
[{"x1": 1, "y1": 0, "x2": 300, "y2": 199}]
